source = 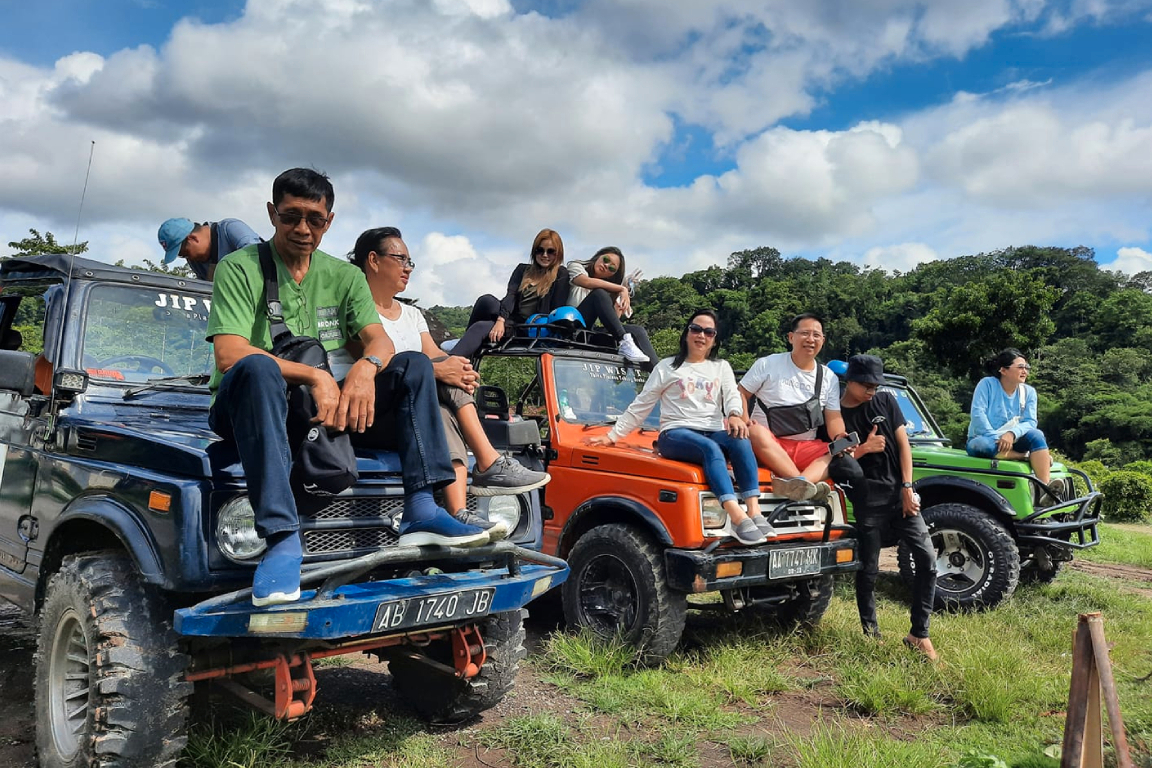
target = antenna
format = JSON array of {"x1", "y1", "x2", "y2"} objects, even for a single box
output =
[{"x1": 48, "y1": 140, "x2": 95, "y2": 416}]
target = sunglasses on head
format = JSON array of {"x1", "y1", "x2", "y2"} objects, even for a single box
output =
[
  {"x1": 600, "y1": 255, "x2": 618, "y2": 274},
  {"x1": 533, "y1": 246, "x2": 558, "y2": 257},
  {"x1": 688, "y1": 323, "x2": 717, "y2": 337}
]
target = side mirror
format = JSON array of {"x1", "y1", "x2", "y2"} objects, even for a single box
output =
[{"x1": 0, "y1": 350, "x2": 36, "y2": 396}]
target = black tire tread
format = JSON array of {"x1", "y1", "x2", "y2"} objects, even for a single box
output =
[
  {"x1": 388, "y1": 608, "x2": 527, "y2": 724},
  {"x1": 897, "y1": 503, "x2": 1020, "y2": 611},
  {"x1": 35, "y1": 552, "x2": 191, "y2": 768},
  {"x1": 562, "y1": 523, "x2": 687, "y2": 666}
]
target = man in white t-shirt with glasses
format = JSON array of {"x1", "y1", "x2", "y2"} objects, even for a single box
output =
[{"x1": 739, "y1": 313, "x2": 851, "y2": 501}]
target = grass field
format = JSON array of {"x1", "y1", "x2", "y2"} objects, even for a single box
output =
[{"x1": 181, "y1": 523, "x2": 1152, "y2": 768}]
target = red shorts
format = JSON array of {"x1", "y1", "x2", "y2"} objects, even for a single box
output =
[{"x1": 777, "y1": 437, "x2": 830, "y2": 472}]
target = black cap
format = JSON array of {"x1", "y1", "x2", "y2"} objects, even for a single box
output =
[{"x1": 846, "y1": 354, "x2": 885, "y2": 385}]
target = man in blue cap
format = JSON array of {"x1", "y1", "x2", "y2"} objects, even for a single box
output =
[{"x1": 157, "y1": 217, "x2": 263, "y2": 281}]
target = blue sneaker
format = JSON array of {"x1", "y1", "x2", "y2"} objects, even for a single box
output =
[
  {"x1": 399, "y1": 508, "x2": 490, "y2": 548},
  {"x1": 252, "y1": 533, "x2": 303, "y2": 607}
]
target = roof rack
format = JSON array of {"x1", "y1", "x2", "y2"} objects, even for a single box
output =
[{"x1": 472, "y1": 323, "x2": 635, "y2": 364}]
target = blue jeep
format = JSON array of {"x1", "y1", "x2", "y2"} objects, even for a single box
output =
[{"x1": 0, "y1": 255, "x2": 566, "y2": 767}]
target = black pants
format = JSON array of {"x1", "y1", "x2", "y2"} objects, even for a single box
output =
[
  {"x1": 452, "y1": 294, "x2": 505, "y2": 359},
  {"x1": 575, "y1": 289, "x2": 658, "y2": 371},
  {"x1": 855, "y1": 497, "x2": 937, "y2": 639}
]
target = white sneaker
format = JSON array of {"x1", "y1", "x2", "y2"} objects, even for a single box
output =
[{"x1": 618, "y1": 333, "x2": 649, "y2": 363}]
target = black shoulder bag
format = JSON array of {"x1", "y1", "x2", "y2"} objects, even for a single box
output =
[
  {"x1": 754, "y1": 363, "x2": 826, "y2": 438},
  {"x1": 258, "y1": 243, "x2": 359, "y2": 504}
]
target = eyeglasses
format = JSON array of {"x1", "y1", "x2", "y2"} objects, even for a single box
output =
[
  {"x1": 377, "y1": 251, "x2": 416, "y2": 270},
  {"x1": 687, "y1": 323, "x2": 717, "y2": 338},
  {"x1": 1008, "y1": 364, "x2": 1032, "y2": 371},
  {"x1": 600, "y1": 255, "x2": 618, "y2": 274},
  {"x1": 791, "y1": 330, "x2": 825, "y2": 340},
  {"x1": 533, "y1": 247, "x2": 558, "y2": 257},
  {"x1": 274, "y1": 209, "x2": 330, "y2": 230}
]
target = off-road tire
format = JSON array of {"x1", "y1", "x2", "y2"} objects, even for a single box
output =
[
  {"x1": 770, "y1": 575, "x2": 835, "y2": 630},
  {"x1": 562, "y1": 523, "x2": 687, "y2": 666},
  {"x1": 388, "y1": 609, "x2": 526, "y2": 724},
  {"x1": 898, "y1": 503, "x2": 1020, "y2": 611},
  {"x1": 35, "y1": 553, "x2": 191, "y2": 768}
]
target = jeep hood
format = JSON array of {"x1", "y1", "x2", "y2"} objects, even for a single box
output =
[
  {"x1": 570, "y1": 437, "x2": 772, "y2": 485},
  {"x1": 61, "y1": 406, "x2": 402, "y2": 481}
]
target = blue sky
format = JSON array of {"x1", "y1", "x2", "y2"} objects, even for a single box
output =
[{"x1": 1, "y1": 0, "x2": 1151, "y2": 305}]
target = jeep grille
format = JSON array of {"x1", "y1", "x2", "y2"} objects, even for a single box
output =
[{"x1": 301, "y1": 496, "x2": 484, "y2": 558}]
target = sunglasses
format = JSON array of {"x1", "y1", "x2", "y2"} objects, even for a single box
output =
[
  {"x1": 687, "y1": 323, "x2": 717, "y2": 338},
  {"x1": 377, "y1": 251, "x2": 416, "y2": 270},
  {"x1": 599, "y1": 255, "x2": 618, "y2": 274},
  {"x1": 533, "y1": 246, "x2": 558, "y2": 257},
  {"x1": 1007, "y1": 364, "x2": 1031, "y2": 371},
  {"x1": 274, "y1": 209, "x2": 330, "y2": 231}
]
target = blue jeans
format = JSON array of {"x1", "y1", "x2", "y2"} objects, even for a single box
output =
[
  {"x1": 967, "y1": 428, "x2": 1048, "y2": 458},
  {"x1": 657, "y1": 428, "x2": 760, "y2": 504},
  {"x1": 210, "y1": 352, "x2": 456, "y2": 538}
]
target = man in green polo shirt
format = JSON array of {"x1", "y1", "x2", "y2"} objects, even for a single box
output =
[{"x1": 208, "y1": 168, "x2": 489, "y2": 607}]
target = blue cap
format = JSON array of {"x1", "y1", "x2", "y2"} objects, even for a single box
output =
[{"x1": 158, "y1": 218, "x2": 195, "y2": 263}]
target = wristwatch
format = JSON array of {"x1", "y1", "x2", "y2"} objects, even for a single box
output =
[
  {"x1": 901, "y1": 481, "x2": 914, "y2": 489},
  {"x1": 362, "y1": 355, "x2": 384, "y2": 373}
]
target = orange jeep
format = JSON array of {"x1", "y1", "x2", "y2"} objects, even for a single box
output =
[{"x1": 474, "y1": 336, "x2": 858, "y2": 664}]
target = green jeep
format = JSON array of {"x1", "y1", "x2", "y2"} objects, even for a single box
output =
[{"x1": 831, "y1": 363, "x2": 1103, "y2": 610}]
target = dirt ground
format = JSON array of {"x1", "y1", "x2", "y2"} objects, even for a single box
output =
[{"x1": 1, "y1": 552, "x2": 1149, "y2": 768}]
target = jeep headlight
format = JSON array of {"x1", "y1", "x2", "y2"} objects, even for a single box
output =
[
  {"x1": 216, "y1": 495, "x2": 267, "y2": 562},
  {"x1": 700, "y1": 494, "x2": 726, "y2": 529},
  {"x1": 479, "y1": 495, "x2": 522, "y2": 534}
]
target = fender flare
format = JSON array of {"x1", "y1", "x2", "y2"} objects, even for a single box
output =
[
  {"x1": 50, "y1": 496, "x2": 164, "y2": 584},
  {"x1": 559, "y1": 496, "x2": 673, "y2": 556},
  {"x1": 915, "y1": 475, "x2": 1017, "y2": 522}
]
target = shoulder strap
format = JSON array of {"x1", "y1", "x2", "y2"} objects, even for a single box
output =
[
  {"x1": 814, "y1": 361, "x2": 824, "y2": 399},
  {"x1": 257, "y1": 242, "x2": 292, "y2": 344}
]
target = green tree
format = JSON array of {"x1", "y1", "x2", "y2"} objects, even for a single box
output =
[{"x1": 7, "y1": 229, "x2": 88, "y2": 257}]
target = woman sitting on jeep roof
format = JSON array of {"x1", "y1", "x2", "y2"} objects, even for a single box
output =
[
  {"x1": 585, "y1": 310, "x2": 777, "y2": 546},
  {"x1": 564, "y1": 246, "x2": 657, "y2": 369},
  {"x1": 966, "y1": 348, "x2": 1056, "y2": 490}
]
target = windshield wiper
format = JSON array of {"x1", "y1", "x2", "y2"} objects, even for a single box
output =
[
  {"x1": 581, "y1": 418, "x2": 620, "y2": 430},
  {"x1": 123, "y1": 374, "x2": 211, "y2": 400}
]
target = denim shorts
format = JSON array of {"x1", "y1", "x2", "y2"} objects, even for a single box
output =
[{"x1": 967, "y1": 428, "x2": 1048, "y2": 458}]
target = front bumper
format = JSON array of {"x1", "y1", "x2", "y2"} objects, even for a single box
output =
[
  {"x1": 1017, "y1": 468, "x2": 1102, "y2": 551},
  {"x1": 175, "y1": 542, "x2": 568, "y2": 639},
  {"x1": 664, "y1": 537, "x2": 858, "y2": 593}
]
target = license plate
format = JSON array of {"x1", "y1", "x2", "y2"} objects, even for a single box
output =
[
  {"x1": 372, "y1": 588, "x2": 495, "y2": 633},
  {"x1": 769, "y1": 547, "x2": 822, "y2": 579}
]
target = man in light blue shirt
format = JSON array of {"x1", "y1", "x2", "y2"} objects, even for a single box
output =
[{"x1": 157, "y1": 217, "x2": 263, "y2": 281}]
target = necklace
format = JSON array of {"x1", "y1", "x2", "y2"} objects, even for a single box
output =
[{"x1": 375, "y1": 298, "x2": 401, "y2": 319}]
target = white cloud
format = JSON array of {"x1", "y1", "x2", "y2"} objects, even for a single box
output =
[
  {"x1": 1, "y1": 0, "x2": 1152, "y2": 303},
  {"x1": 1108, "y1": 246, "x2": 1152, "y2": 276},
  {"x1": 861, "y1": 242, "x2": 941, "y2": 272}
]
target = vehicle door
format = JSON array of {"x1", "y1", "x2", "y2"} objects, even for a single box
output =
[{"x1": 0, "y1": 292, "x2": 45, "y2": 575}]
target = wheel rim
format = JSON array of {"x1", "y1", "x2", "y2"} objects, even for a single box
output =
[
  {"x1": 933, "y1": 528, "x2": 988, "y2": 595},
  {"x1": 48, "y1": 607, "x2": 90, "y2": 759},
  {"x1": 577, "y1": 553, "x2": 641, "y2": 637}
]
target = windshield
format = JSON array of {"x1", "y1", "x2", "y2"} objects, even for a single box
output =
[
  {"x1": 881, "y1": 384, "x2": 944, "y2": 441},
  {"x1": 552, "y1": 358, "x2": 659, "y2": 428},
  {"x1": 82, "y1": 285, "x2": 213, "y2": 384}
]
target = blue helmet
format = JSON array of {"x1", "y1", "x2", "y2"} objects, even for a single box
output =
[
  {"x1": 548, "y1": 306, "x2": 586, "y2": 329},
  {"x1": 526, "y1": 313, "x2": 552, "y2": 338},
  {"x1": 827, "y1": 359, "x2": 848, "y2": 377}
]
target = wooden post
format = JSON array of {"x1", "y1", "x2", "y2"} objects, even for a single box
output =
[{"x1": 1060, "y1": 612, "x2": 1134, "y2": 768}]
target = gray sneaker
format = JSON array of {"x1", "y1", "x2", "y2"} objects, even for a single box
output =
[
  {"x1": 810, "y1": 481, "x2": 832, "y2": 502},
  {"x1": 772, "y1": 476, "x2": 817, "y2": 501},
  {"x1": 733, "y1": 518, "x2": 767, "y2": 546},
  {"x1": 750, "y1": 514, "x2": 778, "y2": 538},
  {"x1": 452, "y1": 509, "x2": 510, "y2": 542},
  {"x1": 470, "y1": 455, "x2": 551, "y2": 497}
]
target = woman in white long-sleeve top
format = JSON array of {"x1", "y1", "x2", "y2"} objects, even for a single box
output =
[{"x1": 585, "y1": 310, "x2": 776, "y2": 545}]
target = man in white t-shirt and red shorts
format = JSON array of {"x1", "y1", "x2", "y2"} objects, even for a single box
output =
[{"x1": 739, "y1": 313, "x2": 849, "y2": 501}]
